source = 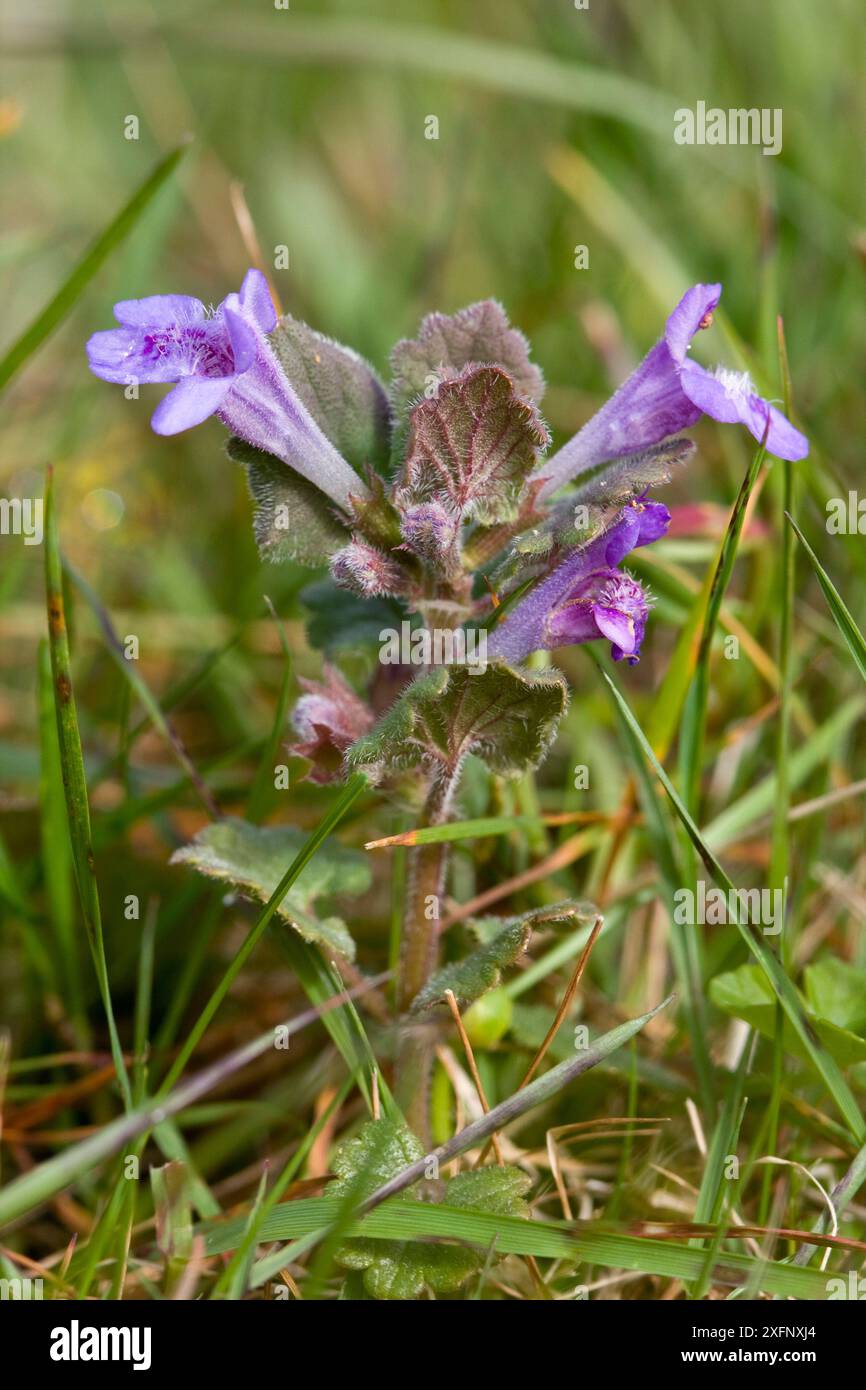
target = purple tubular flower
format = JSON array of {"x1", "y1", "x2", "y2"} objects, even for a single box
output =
[
  {"x1": 535, "y1": 283, "x2": 807, "y2": 499},
  {"x1": 86, "y1": 269, "x2": 368, "y2": 512},
  {"x1": 489, "y1": 497, "x2": 670, "y2": 665}
]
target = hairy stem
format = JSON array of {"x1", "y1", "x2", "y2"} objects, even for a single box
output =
[{"x1": 395, "y1": 770, "x2": 453, "y2": 1141}]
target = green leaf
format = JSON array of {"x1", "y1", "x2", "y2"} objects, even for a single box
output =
[
  {"x1": 171, "y1": 818, "x2": 371, "y2": 960},
  {"x1": 346, "y1": 661, "x2": 568, "y2": 785},
  {"x1": 710, "y1": 964, "x2": 866, "y2": 1069},
  {"x1": 804, "y1": 958, "x2": 866, "y2": 1033},
  {"x1": 412, "y1": 900, "x2": 595, "y2": 1011},
  {"x1": 443, "y1": 1165, "x2": 531, "y2": 1217},
  {"x1": 228, "y1": 438, "x2": 348, "y2": 566},
  {"x1": 592, "y1": 654, "x2": 866, "y2": 1143},
  {"x1": 331, "y1": 1117, "x2": 426, "y2": 1200},
  {"x1": 330, "y1": 1117, "x2": 530, "y2": 1299},
  {"x1": 270, "y1": 314, "x2": 391, "y2": 474},
  {"x1": 566, "y1": 437, "x2": 696, "y2": 510},
  {"x1": 300, "y1": 577, "x2": 405, "y2": 656},
  {"x1": 396, "y1": 366, "x2": 549, "y2": 525},
  {"x1": 389, "y1": 300, "x2": 545, "y2": 423}
]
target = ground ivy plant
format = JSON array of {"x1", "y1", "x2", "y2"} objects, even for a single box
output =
[{"x1": 87, "y1": 274, "x2": 808, "y2": 1295}]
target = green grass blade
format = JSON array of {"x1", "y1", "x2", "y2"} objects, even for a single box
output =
[
  {"x1": 679, "y1": 439, "x2": 767, "y2": 813},
  {"x1": 594, "y1": 658, "x2": 866, "y2": 1143},
  {"x1": 67, "y1": 561, "x2": 220, "y2": 818},
  {"x1": 273, "y1": 930, "x2": 394, "y2": 1118},
  {"x1": 212, "y1": 1075, "x2": 354, "y2": 1299},
  {"x1": 594, "y1": 651, "x2": 714, "y2": 1113},
  {"x1": 769, "y1": 319, "x2": 798, "y2": 893},
  {"x1": 703, "y1": 695, "x2": 864, "y2": 851},
  {"x1": 203, "y1": 1197, "x2": 834, "y2": 1300},
  {"x1": 0, "y1": 977, "x2": 382, "y2": 1229},
  {"x1": 0, "y1": 144, "x2": 188, "y2": 391},
  {"x1": 44, "y1": 468, "x2": 132, "y2": 1111},
  {"x1": 246, "y1": 599, "x2": 293, "y2": 825},
  {"x1": 788, "y1": 513, "x2": 866, "y2": 682},
  {"x1": 689, "y1": 1034, "x2": 753, "y2": 1297},
  {"x1": 367, "y1": 995, "x2": 674, "y2": 1209}
]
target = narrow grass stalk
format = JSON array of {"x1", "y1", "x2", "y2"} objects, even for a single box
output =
[
  {"x1": 0, "y1": 975, "x2": 385, "y2": 1230},
  {"x1": 595, "y1": 660, "x2": 866, "y2": 1144},
  {"x1": 679, "y1": 436, "x2": 768, "y2": 815},
  {"x1": 44, "y1": 469, "x2": 132, "y2": 1112},
  {"x1": 246, "y1": 597, "x2": 293, "y2": 824},
  {"x1": 0, "y1": 144, "x2": 188, "y2": 391}
]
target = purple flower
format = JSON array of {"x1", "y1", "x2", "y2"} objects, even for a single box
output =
[
  {"x1": 86, "y1": 269, "x2": 367, "y2": 512},
  {"x1": 489, "y1": 497, "x2": 670, "y2": 665},
  {"x1": 290, "y1": 664, "x2": 375, "y2": 784},
  {"x1": 536, "y1": 283, "x2": 808, "y2": 499}
]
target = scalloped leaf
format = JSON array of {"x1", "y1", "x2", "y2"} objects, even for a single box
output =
[
  {"x1": 331, "y1": 1117, "x2": 530, "y2": 1300},
  {"x1": 228, "y1": 438, "x2": 349, "y2": 566},
  {"x1": 331, "y1": 1116, "x2": 426, "y2": 1200},
  {"x1": 444, "y1": 1165, "x2": 532, "y2": 1217},
  {"x1": 412, "y1": 900, "x2": 596, "y2": 1012},
  {"x1": 396, "y1": 366, "x2": 549, "y2": 526},
  {"x1": 389, "y1": 300, "x2": 545, "y2": 424},
  {"x1": 270, "y1": 314, "x2": 391, "y2": 473},
  {"x1": 346, "y1": 661, "x2": 568, "y2": 785},
  {"x1": 170, "y1": 818, "x2": 370, "y2": 960}
]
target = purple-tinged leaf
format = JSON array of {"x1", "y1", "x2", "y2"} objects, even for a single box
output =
[
  {"x1": 389, "y1": 299, "x2": 545, "y2": 423},
  {"x1": 396, "y1": 366, "x2": 549, "y2": 527}
]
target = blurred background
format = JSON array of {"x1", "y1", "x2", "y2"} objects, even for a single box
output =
[{"x1": 2, "y1": 0, "x2": 866, "y2": 1261}]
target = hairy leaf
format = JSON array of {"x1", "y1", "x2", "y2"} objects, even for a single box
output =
[
  {"x1": 346, "y1": 661, "x2": 568, "y2": 785},
  {"x1": 331, "y1": 1117, "x2": 426, "y2": 1200},
  {"x1": 396, "y1": 366, "x2": 549, "y2": 526},
  {"x1": 330, "y1": 1117, "x2": 530, "y2": 1299},
  {"x1": 444, "y1": 1165, "x2": 532, "y2": 1217},
  {"x1": 489, "y1": 439, "x2": 692, "y2": 595},
  {"x1": 567, "y1": 437, "x2": 695, "y2": 509},
  {"x1": 413, "y1": 900, "x2": 596, "y2": 1011},
  {"x1": 271, "y1": 314, "x2": 391, "y2": 473},
  {"x1": 171, "y1": 818, "x2": 371, "y2": 960},
  {"x1": 389, "y1": 299, "x2": 545, "y2": 423},
  {"x1": 228, "y1": 438, "x2": 348, "y2": 565}
]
